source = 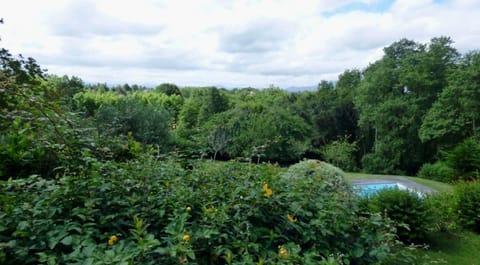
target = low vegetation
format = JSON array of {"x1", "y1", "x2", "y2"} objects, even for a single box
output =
[
  {"x1": 1, "y1": 159, "x2": 419, "y2": 264},
  {"x1": 361, "y1": 189, "x2": 431, "y2": 244}
]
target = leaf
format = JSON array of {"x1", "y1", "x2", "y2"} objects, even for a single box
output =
[
  {"x1": 352, "y1": 248, "x2": 364, "y2": 258},
  {"x1": 47, "y1": 255, "x2": 57, "y2": 265},
  {"x1": 153, "y1": 247, "x2": 169, "y2": 255},
  {"x1": 17, "y1": 220, "x2": 29, "y2": 230},
  {"x1": 61, "y1": 235, "x2": 73, "y2": 246},
  {"x1": 48, "y1": 236, "x2": 60, "y2": 250}
]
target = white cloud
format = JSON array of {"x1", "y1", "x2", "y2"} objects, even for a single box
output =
[{"x1": 1, "y1": 0, "x2": 479, "y2": 88}]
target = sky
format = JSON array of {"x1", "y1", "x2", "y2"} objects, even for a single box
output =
[{"x1": 1, "y1": 0, "x2": 480, "y2": 88}]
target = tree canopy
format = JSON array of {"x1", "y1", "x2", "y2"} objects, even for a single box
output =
[{"x1": 1, "y1": 36, "x2": 479, "y2": 176}]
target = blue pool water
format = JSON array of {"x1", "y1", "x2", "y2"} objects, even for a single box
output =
[{"x1": 354, "y1": 183, "x2": 405, "y2": 197}]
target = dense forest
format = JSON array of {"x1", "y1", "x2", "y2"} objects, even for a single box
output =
[
  {"x1": 3, "y1": 36, "x2": 479, "y2": 180},
  {"x1": 1, "y1": 35, "x2": 480, "y2": 264}
]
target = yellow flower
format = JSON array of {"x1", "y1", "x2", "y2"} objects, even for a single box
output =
[
  {"x1": 287, "y1": 214, "x2": 297, "y2": 223},
  {"x1": 186, "y1": 206, "x2": 192, "y2": 212},
  {"x1": 262, "y1": 183, "x2": 273, "y2": 197},
  {"x1": 108, "y1": 235, "x2": 118, "y2": 246},
  {"x1": 278, "y1": 246, "x2": 289, "y2": 259},
  {"x1": 182, "y1": 234, "x2": 190, "y2": 242}
]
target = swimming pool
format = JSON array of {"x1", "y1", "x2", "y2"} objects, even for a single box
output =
[{"x1": 354, "y1": 182, "x2": 408, "y2": 197}]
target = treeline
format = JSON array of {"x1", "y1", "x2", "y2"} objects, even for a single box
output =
[{"x1": 1, "y1": 36, "x2": 479, "y2": 180}]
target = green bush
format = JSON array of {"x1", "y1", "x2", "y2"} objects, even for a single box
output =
[
  {"x1": 204, "y1": 105, "x2": 312, "y2": 163},
  {"x1": 0, "y1": 158, "x2": 415, "y2": 264},
  {"x1": 94, "y1": 98, "x2": 173, "y2": 148},
  {"x1": 321, "y1": 137, "x2": 358, "y2": 171},
  {"x1": 93, "y1": 133, "x2": 143, "y2": 162},
  {"x1": 417, "y1": 161, "x2": 455, "y2": 182},
  {"x1": 0, "y1": 119, "x2": 58, "y2": 179},
  {"x1": 446, "y1": 138, "x2": 480, "y2": 180},
  {"x1": 424, "y1": 192, "x2": 459, "y2": 232},
  {"x1": 364, "y1": 188, "x2": 431, "y2": 243},
  {"x1": 455, "y1": 181, "x2": 480, "y2": 233},
  {"x1": 361, "y1": 153, "x2": 395, "y2": 174}
]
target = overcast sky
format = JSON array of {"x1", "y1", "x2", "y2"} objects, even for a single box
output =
[{"x1": 1, "y1": 0, "x2": 479, "y2": 88}]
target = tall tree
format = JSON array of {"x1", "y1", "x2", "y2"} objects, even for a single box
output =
[
  {"x1": 208, "y1": 102, "x2": 311, "y2": 163},
  {"x1": 155, "y1": 83, "x2": 182, "y2": 96},
  {"x1": 44, "y1": 75, "x2": 85, "y2": 108},
  {"x1": 176, "y1": 87, "x2": 229, "y2": 140},
  {"x1": 290, "y1": 75, "x2": 360, "y2": 160},
  {"x1": 355, "y1": 38, "x2": 458, "y2": 174},
  {"x1": 420, "y1": 51, "x2": 480, "y2": 146}
]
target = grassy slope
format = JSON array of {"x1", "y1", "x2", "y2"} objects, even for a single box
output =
[
  {"x1": 344, "y1": 172, "x2": 454, "y2": 193},
  {"x1": 419, "y1": 231, "x2": 480, "y2": 265}
]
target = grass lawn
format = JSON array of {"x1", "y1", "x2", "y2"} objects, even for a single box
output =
[
  {"x1": 418, "y1": 231, "x2": 480, "y2": 265},
  {"x1": 344, "y1": 172, "x2": 454, "y2": 193}
]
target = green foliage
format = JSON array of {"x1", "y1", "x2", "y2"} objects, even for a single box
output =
[
  {"x1": 417, "y1": 161, "x2": 455, "y2": 182},
  {"x1": 420, "y1": 51, "x2": 480, "y2": 144},
  {"x1": 416, "y1": 138, "x2": 480, "y2": 182},
  {"x1": 155, "y1": 83, "x2": 182, "y2": 96},
  {"x1": 94, "y1": 98, "x2": 173, "y2": 148},
  {"x1": 0, "y1": 158, "x2": 416, "y2": 264},
  {"x1": 361, "y1": 152, "x2": 395, "y2": 174},
  {"x1": 44, "y1": 75, "x2": 85, "y2": 107},
  {"x1": 363, "y1": 188, "x2": 431, "y2": 243},
  {"x1": 0, "y1": 156, "x2": 182, "y2": 264},
  {"x1": 291, "y1": 75, "x2": 359, "y2": 155},
  {"x1": 73, "y1": 90, "x2": 184, "y2": 119},
  {"x1": 6, "y1": 35, "x2": 480, "y2": 264},
  {"x1": 177, "y1": 87, "x2": 229, "y2": 133},
  {"x1": 455, "y1": 181, "x2": 480, "y2": 233},
  {"x1": 355, "y1": 37, "x2": 458, "y2": 174},
  {"x1": 0, "y1": 47, "x2": 98, "y2": 179},
  {"x1": 445, "y1": 138, "x2": 480, "y2": 180},
  {"x1": 176, "y1": 88, "x2": 313, "y2": 163},
  {"x1": 206, "y1": 125, "x2": 230, "y2": 161},
  {"x1": 93, "y1": 133, "x2": 143, "y2": 162},
  {"x1": 0, "y1": 47, "x2": 157, "y2": 179},
  {"x1": 424, "y1": 192, "x2": 459, "y2": 232},
  {"x1": 73, "y1": 91, "x2": 119, "y2": 117},
  {"x1": 1, "y1": 48, "x2": 45, "y2": 129},
  {"x1": 208, "y1": 104, "x2": 312, "y2": 163},
  {"x1": 322, "y1": 136, "x2": 358, "y2": 171},
  {"x1": 0, "y1": 119, "x2": 58, "y2": 179}
]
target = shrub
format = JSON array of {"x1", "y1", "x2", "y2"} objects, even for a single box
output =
[
  {"x1": 321, "y1": 137, "x2": 358, "y2": 171},
  {"x1": 0, "y1": 159, "x2": 416, "y2": 265},
  {"x1": 455, "y1": 181, "x2": 480, "y2": 232},
  {"x1": 417, "y1": 161, "x2": 455, "y2": 182},
  {"x1": 446, "y1": 138, "x2": 480, "y2": 180},
  {"x1": 364, "y1": 188, "x2": 431, "y2": 243},
  {"x1": 93, "y1": 133, "x2": 143, "y2": 162},
  {"x1": 424, "y1": 192, "x2": 459, "y2": 232},
  {"x1": 0, "y1": 119, "x2": 58, "y2": 179},
  {"x1": 361, "y1": 153, "x2": 395, "y2": 174},
  {"x1": 0, "y1": 156, "x2": 186, "y2": 265}
]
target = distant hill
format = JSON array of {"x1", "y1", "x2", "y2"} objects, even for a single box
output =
[{"x1": 285, "y1": 85, "x2": 317, "y2": 92}]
